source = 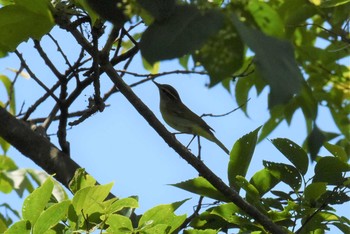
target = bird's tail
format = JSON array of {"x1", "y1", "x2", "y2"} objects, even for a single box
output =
[{"x1": 213, "y1": 137, "x2": 230, "y2": 155}]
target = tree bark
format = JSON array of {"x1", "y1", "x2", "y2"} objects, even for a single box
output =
[{"x1": 0, "y1": 107, "x2": 80, "y2": 189}]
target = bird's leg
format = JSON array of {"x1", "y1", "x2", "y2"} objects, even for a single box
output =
[
  {"x1": 196, "y1": 136, "x2": 202, "y2": 160},
  {"x1": 186, "y1": 134, "x2": 197, "y2": 149}
]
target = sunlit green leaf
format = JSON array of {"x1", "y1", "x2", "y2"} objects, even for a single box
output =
[
  {"x1": 106, "y1": 197, "x2": 139, "y2": 214},
  {"x1": 246, "y1": 0, "x2": 285, "y2": 38},
  {"x1": 69, "y1": 168, "x2": 96, "y2": 193},
  {"x1": 22, "y1": 178, "x2": 54, "y2": 225},
  {"x1": 105, "y1": 214, "x2": 133, "y2": 233},
  {"x1": 72, "y1": 183, "x2": 113, "y2": 217},
  {"x1": 0, "y1": 173, "x2": 13, "y2": 193},
  {"x1": 4, "y1": 220, "x2": 30, "y2": 234},
  {"x1": 250, "y1": 168, "x2": 280, "y2": 196},
  {"x1": 210, "y1": 203, "x2": 251, "y2": 226},
  {"x1": 0, "y1": 75, "x2": 15, "y2": 114},
  {"x1": 138, "y1": 200, "x2": 187, "y2": 233},
  {"x1": 0, "y1": 0, "x2": 54, "y2": 54},
  {"x1": 310, "y1": 0, "x2": 350, "y2": 7},
  {"x1": 33, "y1": 200, "x2": 70, "y2": 234}
]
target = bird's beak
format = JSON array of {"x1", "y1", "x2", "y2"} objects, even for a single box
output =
[{"x1": 153, "y1": 80, "x2": 160, "y2": 87}]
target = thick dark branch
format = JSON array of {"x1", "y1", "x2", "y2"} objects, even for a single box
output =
[{"x1": 0, "y1": 107, "x2": 78, "y2": 188}]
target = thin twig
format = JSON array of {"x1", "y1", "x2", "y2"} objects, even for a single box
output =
[
  {"x1": 15, "y1": 50, "x2": 60, "y2": 103},
  {"x1": 177, "y1": 196, "x2": 204, "y2": 231},
  {"x1": 33, "y1": 40, "x2": 65, "y2": 80},
  {"x1": 202, "y1": 98, "x2": 251, "y2": 118}
]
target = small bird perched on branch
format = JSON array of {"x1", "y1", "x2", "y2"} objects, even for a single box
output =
[{"x1": 154, "y1": 81, "x2": 229, "y2": 155}]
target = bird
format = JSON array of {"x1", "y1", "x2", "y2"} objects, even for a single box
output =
[{"x1": 154, "y1": 81, "x2": 229, "y2": 155}]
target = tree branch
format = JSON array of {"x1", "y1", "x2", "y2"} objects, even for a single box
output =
[{"x1": 1, "y1": 106, "x2": 82, "y2": 190}]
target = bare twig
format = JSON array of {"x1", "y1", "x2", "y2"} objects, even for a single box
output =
[
  {"x1": 15, "y1": 50, "x2": 60, "y2": 103},
  {"x1": 202, "y1": 98, "x2": 251, "y2": 118},
  {"x1": 178, "y1": 196, "x2": 204, "y2": 231},
  {"x1": 33, "y1": 40, "x2": 65, "y2": 80}
]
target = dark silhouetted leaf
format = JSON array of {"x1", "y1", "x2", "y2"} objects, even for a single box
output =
[
  {"x1": 140, "y1": 5, "x2": 224, "y2": 64},
  {"x1": 307, "y1": 124, "x2": 326, "y2": 161},
  {"x1": 231, "y1": 15, "x2": 303, "y2": 108},
  {"x1": 263, "y1": 161, "x2": 302, "y2": 191},
  {"x1": 271, "y1": 138, "x2": 308, "y2": 175},
  {"x1": 313, "y1": 156, "x2": 349, "y2": 185}
]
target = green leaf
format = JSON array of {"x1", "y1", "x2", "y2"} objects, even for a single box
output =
[
  {"x1": 33, "y1": 200, "x2": 70, "y2": 234},
  {"x1": 235, "y1": 176, "x2": 262, "y2": 206},
  {"x1": 68, "y1": 168, "x2": 96, "y2": 193},
  {"x1": 193, "y1": 20, "x2": 244, "y2": 86},
  {"x1": 142, "y1": 57, "x2": 160, "y2": 74},
  {"x1": 231, "y1": 15, "x2": 303, "y2": 108},
  {"x1": 0, "y1": 0, "x2": 14, "y2": 6},
  {"x1": 0, "y1": 173, "x2": 13, "y2": 193},
  {"x1": 330, "y1": 106, "x2": 350, "y2": 139},
  {"x1": 4, "y1": 220, "x2": 31, "y2": 234},
  {"x1": 106, "y1": 197, "x2": 139, "y2": 214},
  {"x1": 22, "y1": 178, "x2": 54, "y2": 225},
  {"x1": 228, "y1": 127, "x2": 261, "y2": 191},
  {"x1": 271, "y1": 138, "x2": 308, "y2": 175},
  {"x1": 0, "y1": 156, "x2": 17, "y2": 170},
  {"x1": 210, "y1": 203, "x2": 251, "y2": 226},
  {"x1": 246, "y1": 0, "x2": 285, "y2": 38},
  {"x1": 138, "y1": 200, "x2": 187, "y2": 233},
  {"x1": 324, "y1": 142, "x2": 348, "y2": 162},
  {"x1": 307, "y1": 124, "x2": 326, "y2": 161},
  {"x1": 263, "y1": 161, "x2": 302, "y2": 191},
  {"x1": 4, "y1": 169, "x2": 34, "y2": 197},
  {"x1": 184, "y1": 229, "x2": 218, "y2": 234},
  {"x1": 310, "y1": 0, "x2": 350, "y2": 7},
  {"x1": 140, "y1": 5, "x2": 224, "y2": 64},
  {"x1": 313, "y1": 156, "x2": 350, "y2": 185},
  {"x1": 171, "y1": 177, "x2": 229, "y2": 202},
  {"x1": 106, "y1": 214, "x2": 133, "y2": 233},
  {"x1": 250, "y1": 168, "x2": 280, "y2": 196},
  {"x1": 296, "y1": 83, "x2": 318, "y2": 121},
  {"x1": 0, "y1": 137, "x2": 10, "y2": 154},
  {"x1": 84, "y1": 0, "x2": 128, "y2": 27},
  {"x1": 258, "y1": 105, "x2": 285, "y2": 142},
  {"x1": 72, "y1": 183, "x2": 113, "y2": 218},
  {"x1": 304, "y1": 182, "x2": 327, "y2": 203},
  {"x1": 137, "y1": 0, "x2": 175, "y2": 21},
  {"x1": 179, "y1": 55, "x2": 190, "y2": 70},
  {"x1": 0, "y1": 75, "x2": 15, "y2": 114},
  {"x1": 0, "y1": 0, "x2": 54, "y2": 54}
]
